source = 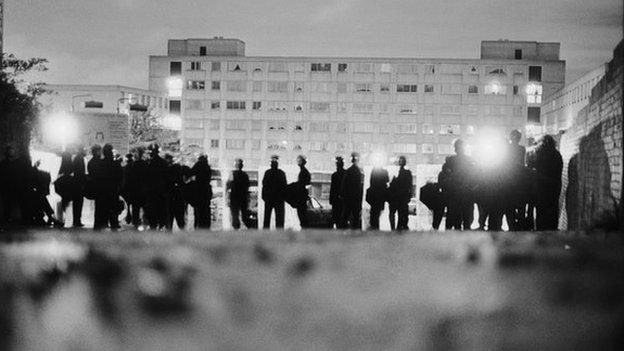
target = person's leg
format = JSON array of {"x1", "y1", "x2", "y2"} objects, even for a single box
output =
[
  {"x1": 369, "y1": 203, "x2": 381, "y2": 230},
  {"x1": 432, "y1": 205, "x2": 443, "y2": 230},
  {"x1": 297, "y1": 205, "x2": 307, "y2": 229},
  {"x1": 353, "y1": 205, "x2": 362, "y2": 230},
  {"x1": 388, "y1": 204, "x2": 397, "y2": 231},
  {"x1": 72, "y1": 194, "x2": 84, "y2": 226},
  {"x1": 398, "y1": 202, "x2": 409, "y2": 230},
  {"x1": 108, "y1": 194, "x2": 120, "y2": 229},
  {"x1": 231, "y1": 203, "x2": 241, "y2": 230},
  {"x1": 263, "y1": 202, "x2": 273, "y2": 229},
  {"x1": 462, "y1": 201, "x2": 474, "y2": 230},
  {"x1": 175, "y1": 200, "x2": 186, "y2": 230},
  {"x1": 275, "y1": 201, "x2": 285, "y2": 229}
]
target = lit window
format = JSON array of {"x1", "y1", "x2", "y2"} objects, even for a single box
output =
[
  {"x1": 310, "y1": 102, "x2": 330, "y2": 112},
  {"x1": 167, "y1": 77, "x2": 183, "y2": 98},
  {"x1": 438, "y1": 144, "x2": 453, "y2": 155},
  {"x1": 422, "y1": 144, "x2": 434, "y2": 154},
  {"x1": 380, "y1": 63, "x2": 392, "y2": 73},
  {"x1": 485, "y1": 82, "x2": 507, "y2": 95},
  {"x1": 466, "y1": 125, "x2": 475, "y2": 135},
  {"x1": 186, "y1": 80, "x2": 205, "y2": 90},
  {"x1": 226, "y1": 139, "x2": 245, "y2": 150},
  {"x1": 395, "y1": 124, "x2": 417, "y2": 134},
  {"x1": 439, "y1": 124, "x2": 461, "y2": 135},
  {"x1": 422, "y1": 124, "x2": 435, "y2": 134},
  {"x1": 355, "y1": 83, "x2": 372, "y2": 92}
]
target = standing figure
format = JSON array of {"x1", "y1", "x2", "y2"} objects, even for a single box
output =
[
  {"x1": 532, "y1": 135, "x2": 563, "y2": 231},
  {"x1": 54, "y1": 151, "x2": 75, "y2": 225},
  {"x1": 293, "y1": 155, "x2": 311, "y2": 229},
  {"x1": 145, "y1": 144, "x2": 169, "y2": 230},
  {"x1": 165, "y1": 154, "x2": 186, "y2": 230},
  {"x1": 191, "y1": 154, "x2": 213, "y2": 229},
  {"x1": 262, "y1": 155, "x2": 287, "y2": 229},
  {"x1": 340, "y1": 152, "x2": 364, "y2": 230},
  {"x1": 92, "y1": 144, "x2": 122, "y2": 230},
  {"x1": 366, "y1": 165, "x2": 389, "y2": 230},
  {"x1": 439, "y1": 139, "x2": 476, "y2": 230},
  {"x1": 504, "y1": 130, "x2": 528, "y2": 231},
  {"x1": 0, "y1": 145, "x2": 31, "y2": 224},
  {"x1": 72, "y1": 146, "x2": 86, "y2": 227},
  {"x1": 30, "y1": 160, "x2": 60, "y2": 226},
  {"x1": 227, "y1": 158, "x2": 250, "y2": 230},
  {"x1": 388, "y1": 156, "x2": 413, "y2": 231},
  {"x1": 329, "y1": 156, "x2": 345, "y2": 229},
  {"x1": 121, "y1": 153, "x2": 135, "y2": 224}
]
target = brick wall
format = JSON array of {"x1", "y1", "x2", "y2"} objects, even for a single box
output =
[{"x1": 558, "y1": 40, "x2": 623, "y2": 230}]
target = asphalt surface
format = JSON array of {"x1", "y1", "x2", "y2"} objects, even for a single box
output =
[{"x1": 1, "y1": 229, "x2": 623, "y2": 350}]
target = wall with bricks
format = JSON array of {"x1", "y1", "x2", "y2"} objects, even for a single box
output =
[{"x1": 558, "y1": 40, "x2": 623, "y2": 230}]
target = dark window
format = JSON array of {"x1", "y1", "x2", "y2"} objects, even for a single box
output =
[
  {"x1": 513, "y1": 85, "x2": 519, "y2": 95},
  {"x1": 200, "y1": 46, "x2": 207, "y2": 56},
  {"x1": 211, "y1": 62, "x2": 221, "y2": 72},
  {"x1": 468, "y1": 85, "x2": 478, "y2": 94},
  {"x1": 424, "y1": 84, "x2": 434, "y2": 93},
  {"x1": 397, "y1": 84, "x2": 417, "y2": 93},
  {"x1": 311, "y1": 63, "x2": 331, "y2": 72},
  {"x1": 528, "y1": 107, "x2": 540, "y2": 123},
  {"x1": 211, "y1": 81, "x2": 220, "y2": 90},
  {"x1": 170, "y1": 62, "x2": 182, "y2": 75},
  {"x1": 84, "y1": 101, "x2": 103, "y2": 108},
  {"x1": 529, "y1": 66, "x2": 542, "y2": 82},
  {"x1": 169, "y1": 100, "x2": 181, "y2": 114},
  {"x1": 514, "y1": 49, "x2": 522, "y2": 60},
  {"x1": 338, "y1": 63, "x2": 348, "y2": 72}
]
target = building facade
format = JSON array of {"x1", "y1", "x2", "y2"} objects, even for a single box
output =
[
  {"x1": 149, "y1": 38, "x2": 565, "y2": 172},
  {"x1": 1, "y1": 0, "x2": 4, "y2": 55}
]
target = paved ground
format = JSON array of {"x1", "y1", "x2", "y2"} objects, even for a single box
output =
[{"x1": 1, "y1": 229, "x2": 623, "y2": 350}]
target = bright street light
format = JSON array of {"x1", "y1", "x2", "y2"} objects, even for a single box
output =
[{"x1": 42, "y1": 112, "x2": 78, "y2": 150}]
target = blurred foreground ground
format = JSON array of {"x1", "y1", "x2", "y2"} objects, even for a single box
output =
[{"x1": 1, "y1": 229, "x2": 623, "y2": 351}]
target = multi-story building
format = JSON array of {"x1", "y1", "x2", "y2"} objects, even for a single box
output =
[
  {"x1": 535, "y1": 64, "x2": 607, "y2": 137},
  {"x1": 149, "y1": 38, "x2": 565, "y2": 174}
]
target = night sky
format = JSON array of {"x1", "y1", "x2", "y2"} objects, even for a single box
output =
[{"x1": 4, "y1": 0, "x2": 622, "y2": 89}]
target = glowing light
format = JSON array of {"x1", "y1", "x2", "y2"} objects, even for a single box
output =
[
  {"x1": 167, "y1": 77, "x2": 183, "y2": 98},
  {"x1": 369, "y1": 152, "x2": 386, "y2": 167},
  {"x1": 281, "y1": 140, "x2": 288, "y2": 145},
  {"x1": 161, "y1": 115, "x2": 182, "y2": 130},
  {"x1": 473, "y1": 129, "x2": 508, "y2": 168},
  {"x1": 43, "y1": 112, "x2": 78, "y2": 149}
]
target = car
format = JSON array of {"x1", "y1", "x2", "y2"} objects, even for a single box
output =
[{"x1": 408, "y1": 198, "x2": 418, "y2": 215}]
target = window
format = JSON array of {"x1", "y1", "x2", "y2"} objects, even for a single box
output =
[
  {"x1": 468, "y1": 85, "x2": 478, "y2": 94},
  {"x1": 210, "y1": 120, "x2": 220, "y2": 130},
  {"x1": 397, "y1": 64, "x2": 418, "y2": 73},
  {"x1": 514, "y1": 49, "x2": 522, "y2": 60},
  {"x1": 294, "y1": 124, "x2": 303, "y2": 131},
  {"x1": 485, "y1": 83, "x2": 506, "y2": 95},
  {"x1": 228, "y1": 62, "x2": 244, "y2": 72},
  {"x1": 337, "y1": 102, "x2": 347, "y2": 113},
  {"x1": 252, "y1": 101, "x2": 262, "y2": 110},
  {"x1": 311, "y1": 63, "x2": 331, "y2": 72},
  {"x1": 190, "y1": 62, "x2": 203, "y2": 71},
  {"x1": 169, "y1": 100, "x2": 181, "y2": 114},
  {"x1": 488, "y1": 67, "x2": 507, "y2": 76},
  {"x1": 422, "y1": 144, "x2": 434, "y2": 154},
  {"x1": 439, "y1": 124, "x2": 461, "y2": 135},
  {"x1": 470, "y1": 66, "x2": 478, "y2": 74},
  {"x1": 513, "y1": 85, "x2": 519, "y2": 95},
  {"x1": 200, "y1": 46, "x2": 207, "y2": 56},
  {"x1": 333, "y1": 123, "x2": 347, "y2": 133},
  {"x1": 393, "y1": 143, "x2": 418, "y2": 154},
  {"x1": 267, "y1": 101, "x2": 288, "y2": 112},
  {"x1": 211, "y1": 101, "x2": 221, "y2": 110},
  {"x1": 422, "y1": 124, "x2": 434, "y2": 134},
  {"x1": 267, "y1": 121, "x2": 287, "y2": 131},
  {"x1": 210, "y1": 139, "x2": 219, "y2": 148},
  {"x1": 252, "y1": 81, "x2": 263, "y2": 92},
  {"x1": 226, "y1": 139, "x2": 245, "y2": 150},
  {"x1": 268, "y1": 81, "x2": 288, "y2": 93},
  {"x1": 211, "y1": 81, "x2": 221, "y2": 90},
  {"x1": 529, "y1": 66, "x2": 542, "y2": 82},
  {"x1": 186, "y1": 80, "x2": 205, "y2": 90},
  {"x1": 186, "y1": 139, "x2": 203, "y2": 148},
  {"x1": 397, "y1": 84, "x2": 417, "y2": 93},
  {"x1": 338, "y1": 63, "x2": 348, "y2": 72},
  {"x1": 294, "y1": 104, "x2": 304, "y2": 112},
  {"x1": 337, "y1": 83, "x2": 347, "y2": 94},
  {"x1": 379, "y1": 104, "x2": 390, "y2": 113},
  {"x1": 466, "y1": 125, "x2": 475, "y2": 135},
  {"x1": 227, "y1": 80, "x2": 246, "y2": 92},
  {"x1": 226, "y1": 101, "x2": 246, "y2": 110},
  {"x1": 528, "y1": 107, "x2": 541, "y2": 123},
  {"x1": 380, "y1": 84, "x2": 390, "y2": 93},
  {"x1": 251, "y1": 121, "x2": 262, "y2": 131},
  {"x1": 399, "y1": 104, "x2": 416, "y2": 114},
  {"x1": 380, "y1": 63, "x2": 392, "y2": 73},
  {"x1": 352, "y1": 63, "x2": 373, "y2": 72},
  {"x1": 395, "y1": 124, "x2": 417, "y2": 134},
  {"x1": 353, "y1": 123, "x2": 376, "y2": 133},
  {"x1": 310, "y1": 102, "x2": 330, "y2": 112},
  {"x1": 355, "y1": 83, "x2": 372, "y2": 92},
  {"x1": 251, "y1": 140, "x2": 261, "y2": 150},
  {"x1": 353, "y1": 103, "x2": 374, "y2": 113},
  {"x1": 170, "y1": 62, "x2": 182, "y2": 75},
  {"x1": 525, "y1": 83, "x2": 543, "y2": 103},
  {"x1": 425, "y1": 65, "x2": 435, "y2": 74},
  {"x1": 186, "y1": 99, "x2": 203, "y2": 110},
  {"x1": 311, "y1": 82, "x2": 330, "y2": 93},
  {"x1": 309, "y1": 142, "x2": 329, "y2": 152},
  {"x1": 226, "y1": 120, "x2": 247, "y2": 130},
  {"x1": 211, "y1": 62, "x2": 221, "y2": 72},
  {"x1": 424, "y1": 85, "x2": 434, "y2": 93},
  {"x1": 310, "y1": 122, "x2": 329, "y2": 132},
  {"x1": 440, "y1": 105, "x2": 461, "y2": 114},
  {"x1": 294, "y1": 82, "x2": 304, "y2": 92}
]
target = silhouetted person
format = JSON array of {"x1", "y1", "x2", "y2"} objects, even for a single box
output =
[
  {"x1": 30, "y1": 160, "x2": 60, "y2": 226},
  {"x1": 145, "y1": 144, "x2": 169, "y2": 230},
  {"x1": 165, "y1": 154, "x2": 186, "y2": 230},
  {"x1": 341, "y1": 152, "x2": 364, "y2": 230},
  {"x1": 388, "y1": 156, "x2": 413, "y2": 231},
  {"x1": 532, "y1": 135, "x2": 563, "y2": 230},
  {"x1": 93, "y1": 144, "x2": 122, "y2": 230},
  {"x1": 121, "y1": 153, "x2": 135, "y2": 224},
  {"x1": 128, "y1": 147, "x2": 148, "y2": 228},
  {"x1": 293, "y1": 155, "x2": 311, "y2": 229},
  {"x1": 504, "y1": 130, "x2": 528, "y2": 231},
  {"x1": 439, "y1": 139, "x2": 476, "y2": 230},
  {"x1": 1, "y1": 145, "x2": 31, "y2": 223},
  {"x1": 367, "y1": 165, "x2": 389, "y2": 230},
  {"x1": 329, "y1": 156, "x2": 345, "y2": 229},
  {"x1": 72, "y1": 146, "x2": 86, "y2": 227},
  {"x1": 54, "y1": 151, "x2": 75, "y2": 225},
  {"x1": 476, "y1": 137, "x2": 509, "y2": 231},
  {"x1": 428, "y1": 180, "x2": 446, "y2": 230},
  {"x1": 228, "y1": 158, "x2": 251, "y2": 230},
  {"x1": 262, "y1": 155, "x2": 287, "y2": 229},
  {"x1": 191, "y1": 154, "x2": 212, "y2": 229}
]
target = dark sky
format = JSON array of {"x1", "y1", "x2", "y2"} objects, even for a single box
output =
[{"x1": 4, "y1": 0, "x2": 622, "y2": 89}]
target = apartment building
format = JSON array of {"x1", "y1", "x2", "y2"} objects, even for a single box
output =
[{"x1": 149, "y1": 38, "x2": 565, "y2": 173}]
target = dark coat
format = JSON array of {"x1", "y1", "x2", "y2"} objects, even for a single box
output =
[
  {"x1": 329, "y1": 168, "x2": 345, "y2": 206},
  {"x1": 191, "y1": 160, "x2": 212, "y2": 205},
  {"x1": 341, "y1": 164, "x2": 364, "y2": 204},
  {"x1": 262, "y1": 167, "x2": 287, "y2": 202},
  {"x1": 439, "y1": 154, "x2": 477, "y2": 199},
  {"x1": 147, "y1": 155, "x2": 169, "y2": 195},
  {"x1": 93, "y1": 156, "x2": 122, "y2": 195},
  {"x1": 367, "y1": 167, "x2": 389, "y2": 205},
  {"x1": 228, "y1": 170, "x2": 250, "y2": 205},
  {"x1": 288, "y1": 166, "x2": 311, "y2": 208},
  {"x1": 388, "y1": 167, "x2": 413, "y2": 205},
  {"x1": 533, "y1": 146, "x2": 563, "y2": 198}
]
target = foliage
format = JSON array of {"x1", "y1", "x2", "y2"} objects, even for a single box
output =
[{"x1": 129, "y1": 110, "x2": 177, "y2": 149}]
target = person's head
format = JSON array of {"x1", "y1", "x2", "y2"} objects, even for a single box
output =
[
  {"x1": 164, "y1": 153, "x2": 174, "y2": 165},
  {"x1": 398, "y1": 155, "x2": 406, "y2": 167},
  {"x1": 297, "y1": 154, "x2": 307, "y2": 167},
  {"x1": 235, "y1": 158, "x2": 243, "y2": 170},
  {"x1": 509, "y1": 130, "x2": 522, "y2": 145},
  {"x1": 335, "y1": 156, "x2": 344, "y2": 170},
  {"x1": 270, "y1": 155, "x2": 279, "y2": 169},
  {"x1": 91, "y1": 144, "x2": 102, "y2": 158},
  {"x1": 350, "y1": 152, "x2": 360, "y2": 165},
  {"x1": 197, "y1": 154, "x2": 208, "y2": 165},
  {"x1": 136, "y1": 146, "x2": 145, "y2": 159},
  {"x1": 539, "y1": 134, "x2": 556, "y2": 150},
  {"x1": 102, "y1": 144, "x2": 114, "y2": 159},
  {"x1": 453, "y1": 139, "x2": 466, "y2": 155}
]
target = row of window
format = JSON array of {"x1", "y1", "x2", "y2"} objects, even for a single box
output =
[
  {"x1": 176, "y1": 100, "x2": 526, "y2": 116},
  {"x1": 173, "y1": 60, "x2": 542, "y2": 81}
]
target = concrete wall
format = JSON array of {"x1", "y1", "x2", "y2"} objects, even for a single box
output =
[{"x1": 558, "y1": 41, "x2": 623, "y2": 230}]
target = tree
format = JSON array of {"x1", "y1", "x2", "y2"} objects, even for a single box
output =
[
  {"x1": 129, "y1": 109, "x2": 178, "y2": 150},
  {"x1": 0, "y1": 54, "x2": 48, "y2": 160}
]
